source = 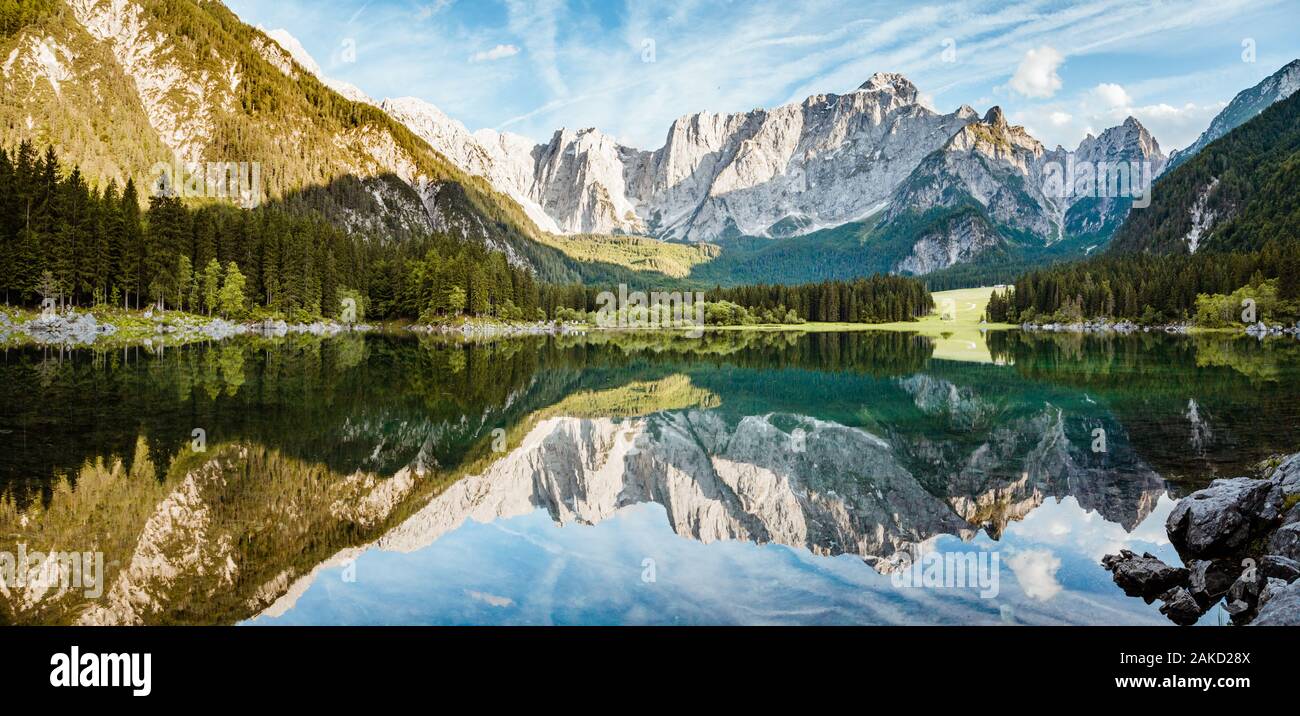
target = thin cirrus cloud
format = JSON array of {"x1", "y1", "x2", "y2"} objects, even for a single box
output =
[
  {"x1": 470, "y1": 44, "x2": 519, "y2": 63},
  {"x1": 223, "y1": 0, "x2": 1298, "y2": 151}
]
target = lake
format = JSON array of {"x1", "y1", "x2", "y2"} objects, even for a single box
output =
[{"x1": 2, "y1": 329, "x2": 1298, "y2": 626}]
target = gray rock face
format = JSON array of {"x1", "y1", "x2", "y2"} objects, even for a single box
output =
[
  {"x1": 1260, "y1": 554, "x2": 1300, "y2": 582},
  {"x1": 879, "y1": 109, "x2": 1164, "y2": 274},
  {"x1": 1254, "y1": 580, "x2": 1300, "y2": 625},
  {"x1": 1274, "y1": 453, "x2": 1300, "y2": 497},
  {"x1": 1187, "y1": 559, "x2": 1241, "y2": 606},
  {"x1": 1101, "y1": 550, "x2": 1189, "y2": 602},
  {"x1": 1267, "y1": 523, "x2": 1300, "y2": 562},
  {"x1": 386, "y1": 69, "x2": 1172, "y2": 273},
  {"x1": 1062, "y1": 117, "x2": 1166, "y2": 236},
  {"x1": 1165, "y1": 477, "x2": 1277, "y2": 559},
  {"x1": 894, "y1": 203, "x2": 1004, "y2": 275},
  {"x1": 391, "y1": 73, "x2": 975, "y2": 241},
  {"x1": 885, "y1": 107, "x2": 1057, "y2": 241},
  {"x1": 1225, "y1": 568, "x2": 1267, "y2": 623},
  {"x1": 1158, "y1": 586, "x2": 1203, "y2": 626}
]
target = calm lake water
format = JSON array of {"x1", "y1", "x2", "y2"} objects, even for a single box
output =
[{"x1": 2, "y1": 330, "x2": 1298, "y2": 626}]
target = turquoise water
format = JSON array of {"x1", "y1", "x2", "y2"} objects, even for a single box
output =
[{"x1": 2, "y1": 330, "x2": 1297, "y2": 625}]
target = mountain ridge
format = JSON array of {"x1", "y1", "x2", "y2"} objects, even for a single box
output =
[
  {"x1": 0, "y1": 0, "x2": 566, "y2": 272},
  {"x1": 1165, "y1": 58, "x2": 1300, "y2": 173}
]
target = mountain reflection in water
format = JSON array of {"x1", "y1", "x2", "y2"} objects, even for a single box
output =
[{"x1": 2, "y1": 330, "x2": 1298, "y2": 625}]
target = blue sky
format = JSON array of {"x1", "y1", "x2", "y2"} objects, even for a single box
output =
[{"x1": 225, "y1": 0, "x2": 1300, "y2": 151}]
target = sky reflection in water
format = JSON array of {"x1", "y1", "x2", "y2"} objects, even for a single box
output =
[{"x1": 251, "y1": 493, "x2": 1192, "y2": 626}]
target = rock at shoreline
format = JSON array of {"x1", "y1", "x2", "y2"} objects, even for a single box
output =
[
  {"x1": 1021, "y1": 319, "x2": 1300, "y2": 338},
  {"x1": 1267, "y1": 523, "x2": 1300, "y2": 562},
  {"x1": 1260, "y1": 554, "x2": 1300, "y2": 582},
  {"x1": 411, "y1": 320, "x2": 581, "y2": 340},
  {"x1": 17, "y1": 310, "x2": 117, "y2": 345},
  {"x1": 1157, "y1": 586, "x2": 1203, "y2": 626},
  {"x1": 250, "y1": 319, "x2": 289, "y2": 337},
  {"x1": 1276, "y1": 454, "x2": 1300, "y2": 497},
  {"x1": 1165, "y1": 477, "x2": 1276, "y2": 559},
  {"x1": 1105, "y1": 451, "x2": 1300, "y2": 625},
  {"x1": 1187, "y1": 559, "x2": 1240, "y2": 607},
  {"x1": 1224, "y1": 568, "x2": 1267, "y2": 624},
  {"x1": 1021, "y1": 320, "x2": 1186, "y2": 334},
  {"x1": 4, "y1": 310, "x2": 369, "y2": 347},
  {"x1": 1254, "y1": 581, "x2": 1300, "y2": 625},
  {"x1": 1101, "y1": 550, "x2": 1189, "y2": 602}
]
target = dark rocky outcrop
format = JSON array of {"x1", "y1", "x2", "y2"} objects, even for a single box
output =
[
  {"x1": 1254, "y1": 581, "x2": 1300, "y2": 625},
  {"x1": 1103, "y1": 452, "x2": 1300, "y2": 625},
  {"x1": 1165, "y1": 477, "x2": 1276, "y2": 559},
  {"x1": 1260, "y1": 554, "x2": 1300, "y2": 582},
  {"x1": 1102, "y1": 550, "x2": 1189, "y2": 601},
  {"x1": 1158, "y1": 587, "x2": 1204, "y2": 626},
  {"x1": 1186, "y1": 559, "x2": 1241, "y2": 607}
]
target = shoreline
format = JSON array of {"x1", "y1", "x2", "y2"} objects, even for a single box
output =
[
  {"x1": 6, "y1": 308, "x2": 1295, "y2": 349},
  {"x1": 0, "y1": 307, "x2": 375, "y2": 348},
  {"x1": 1021, "y1": 319, "x2": 1300, "y2": 338}
]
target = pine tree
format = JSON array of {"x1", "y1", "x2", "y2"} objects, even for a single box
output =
[
  {"x1": 120, "y1": 179, "x2": 144, "y2": 308},
  {"x1": 219, "y1": 261, "x2": 247, "y2": 318},
  {"x1": 176, "y1": 254, "x2": 193, "y2": 312},
  {"x1": 201, "y1": 258, "x2": 222, "y2": 316}
]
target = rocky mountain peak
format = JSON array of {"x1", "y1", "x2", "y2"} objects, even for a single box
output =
[
  {"x1": 982, "y1": 106, "x2": 1008, "y2": 129},
  {"x1": 858, "y1": 72, "x2": 920, "y2": 103},
  {"x1": 1076, "y1": 115, "x2": 1165, "y2": 167}
]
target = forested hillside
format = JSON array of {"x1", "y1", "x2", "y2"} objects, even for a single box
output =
[
  {"x1": 0, "y1": 142, "x2": 548, "y2": 321},
  {"x1": 1109, "y1": 88, "x2": 1300, "y2": 255},
  {"x1": 985, "y1": 242, "x2": 1299, "y2": 325},
  {"x1": 0, "y1": 0, "x2": 648, "y2": 285},
  {"x1": 1, "y1": 142, "x2": 938, "y2": 326},
  {"x1": 982, "y1": 75, "x2": 1300, "y2": 326}
]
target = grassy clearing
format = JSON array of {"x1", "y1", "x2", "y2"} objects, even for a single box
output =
[
  {"x1": 535, "y1": 233, "x2": 720, "y2": 278},
  {"x1": 702, "y1": 287, "x2": 1014, "y2": 363}
]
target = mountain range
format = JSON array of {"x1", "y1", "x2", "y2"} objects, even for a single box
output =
[
  {"x1": 2, "y1": 0, "x2": 1297, "y2": 286},
  {"x1": 387, "y1": 72, "x2": 1172, "y2": 275}
]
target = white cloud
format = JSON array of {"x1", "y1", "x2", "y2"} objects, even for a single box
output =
[
  {"x1": 1006, "y1": 549, "x2": 1063, "y2": 601},
  {"x1": 1013, "y1": 80, "x2": 1228, "y2": 151},
  {"x1": 466, "y1": 590, "x2": 514, "y2": 608},
  {"x1": 1090, "y1": 82, "x2": 1131, "y2": 109},
  {"x1": 470, "y1": 44, "x2": 520, "y2": 63},
  {"x1": 1009, "y1": 45, "x2": 1064, "y2": 98}
]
